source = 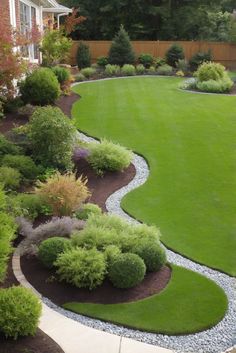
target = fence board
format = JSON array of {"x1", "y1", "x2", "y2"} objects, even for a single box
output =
[{"x1": 70, "y1": 41, "x2": 236, "y2": 69}]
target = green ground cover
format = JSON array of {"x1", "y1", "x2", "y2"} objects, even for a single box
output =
[
  {"x1": 72, "y1": 77, "x2": 236, "y2": 276},
  {"x1": 64, "y1": 265, "x2": 227, "y2": 334}
]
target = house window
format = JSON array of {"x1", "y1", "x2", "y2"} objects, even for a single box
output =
[{"x1": 19, "y1": 1, "x2": 38, "y2": 60}]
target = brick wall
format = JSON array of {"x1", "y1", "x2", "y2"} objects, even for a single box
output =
[
  {"x1": 15, "y1": 0, "x2": 20, "y2": 29},
  {"x1": 0, "y1": 0, "x2": 11, "y2": 28}
]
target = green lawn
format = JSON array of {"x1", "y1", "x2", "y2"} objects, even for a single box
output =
[
  {"x1": 64, "y1": 265, "x2": 227, "y2": 334},
  {"x1": 72, "y1": 77, "x2": 236, "y2": 276}
]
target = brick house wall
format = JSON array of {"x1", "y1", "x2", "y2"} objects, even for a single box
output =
[{"x1": 0, "y1": 0, "x2": 11, "y2": 28}]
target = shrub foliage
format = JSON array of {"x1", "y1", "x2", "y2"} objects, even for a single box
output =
[
  {"x1": 38, "y1": 237, "x2": 70, "y2": 268},
  {"x1": 166, "y1": 44, "x2": 184, "y2": 67},
  {"x1": 108, "y1": 25, "x2": 135, "y2": 66}
]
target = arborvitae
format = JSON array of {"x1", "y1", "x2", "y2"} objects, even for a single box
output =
[
  {"x1": 108, "y1": 25, "x2": 135, "y2": 66},
  {"x1": 76, "y1": 42, "x2": 91, "y2": 69}
]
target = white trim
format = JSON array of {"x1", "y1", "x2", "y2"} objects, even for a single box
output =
[{"x1": 9, "y1": 0, "x2": 16, "y2": 27}]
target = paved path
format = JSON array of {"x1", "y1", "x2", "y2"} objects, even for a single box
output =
[{"x1": 12, "y1": 248, "x2": 173, "y2": 353}]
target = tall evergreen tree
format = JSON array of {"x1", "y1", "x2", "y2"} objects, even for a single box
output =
[{"x1": 108, "y1": 25, "x2": 135, "y2": 66}]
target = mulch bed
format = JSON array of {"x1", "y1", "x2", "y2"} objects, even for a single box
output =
[
  {"x1": 21, "y1": 255, "x2": 171, "y2": 305},
  {"x1": 0, "y1": 112, "x2": 29, "y2": 134}
]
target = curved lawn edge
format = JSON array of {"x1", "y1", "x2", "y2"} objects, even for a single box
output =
[{"x1": 63, "y1": 264, "x2": 228, "y2": 335}]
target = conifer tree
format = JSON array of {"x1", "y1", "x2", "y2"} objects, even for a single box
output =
[{"x1": 108, "y1": 25, "x2": 135, "y2": 66}]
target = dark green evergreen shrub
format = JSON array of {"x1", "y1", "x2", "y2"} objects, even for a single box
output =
[
  {"x1": 108, "y1": 25, "x2": 135, "y2": 66},
  {"x1": 138, "y1": 53, "x2": 154, "y2": 68},
  {"x1": 133, "y1": 241, "x2": 167, "y2": 272},
  {"x1": 55, "y1": 248, "x2": 106, "y2": 290},
  {"x1": 38, "y1": 237, "x2": 70, "y2": 268},
  {"x1": 0, "y1": 133, "x2": 21, "y2": 161},
  {"x1": 97, "y1": 56, "x2": 108, "y2": 67},
  {"x1": 189, "y1": 50, "x2": 212, "y2": 71},
  {"x1": 13, "y1": 193, "x2": 50, "y2": 220},
  {"x1": 108, "y1": 253, "x2": 146, "y2": 288},
  {"x1": 20, "y1": 68, "x2": 60, "y2": 106},
  {"x1": 76, "y1": 42, "x2": 91, "y2": 69},
  {"x1": 0, "y1": 286, "x2": 41, "y2": 339},
  {"x1": 51, "y1": 66, "x2": 70, "y2": 84},
  {"x1": 29, "y1": 106, "x2": 76, "y2": 169},
  {"x1": 166, "y1": 44, "x2": 184, "y2": 67},
  {"x1": 1, "y1": 154, "x2": 40, "y2": 181}
]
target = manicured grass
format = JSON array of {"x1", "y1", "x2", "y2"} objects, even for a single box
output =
[
  {"x1": 64, "y1": 265, "x2": 227, "y2": 334},
  {"x1": 72, "y1": 77, "x2": 236, "y2": 276}
]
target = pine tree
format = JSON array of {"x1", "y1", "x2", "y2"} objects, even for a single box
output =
[
  {"x1": 77, "y1": 42, "x2": 91, "y2": 69},
  {"x1": 108, "y1": 25, "x2": 135, "y2": 66}
]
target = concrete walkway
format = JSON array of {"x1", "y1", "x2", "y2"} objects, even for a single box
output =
[{"x1": 12, "y1": 248, "x2": 174, "y2": 353}]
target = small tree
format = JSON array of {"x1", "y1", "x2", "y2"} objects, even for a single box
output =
[
  {"x1": 166, "y1": 43, "x2": 185, "y2": 67},
  {"x1": 108, "y1": 25, "x2": 135, "y2": 66},
  {"x1": 76, "y1": 42, "x2": 91, "y2": 69},
  {"x1": 41, "y1": 29, "x2": 72, "y2": 66}
]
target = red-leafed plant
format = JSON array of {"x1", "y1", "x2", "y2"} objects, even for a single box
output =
[{"x1": 64, "y1": 8, "x2": 86, "y2": 35}]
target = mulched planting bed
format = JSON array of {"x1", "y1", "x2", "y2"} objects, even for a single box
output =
[
  {"x1": 21, "y1": 254, "x2": 171, "y2": 305},
  {"x1": 0, "y1": 112, "x2": 29, "y2": 134}
]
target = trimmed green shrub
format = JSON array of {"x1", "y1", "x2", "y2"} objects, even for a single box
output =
[
  {"x1": 75, "y1": 73, "x2": 86, "y2": 82},
  {"x1": 87, "y1": 139, "x2": 132, "y2": 175},
  {"x1": 13, "y1": 193, "x2": 50, "y2": 220},
  {"x1": 166, "y1": 44, "x2": 184, "y2": 67},
  {"x1": 196, "y1": 78, "x2": 233, "y2": 93},
  {"x1": 1, "y1": 154, "x2": 40, "y2": 181},
  {"x1": 133, "y1": 241, "x2": 167, "y2": 272},
  {"x1": 104, "y1": 64, "x2": 120, "y2": 77},
  {"x1": 29, "y1": 106, "x2": 76, "y2": 169},
  {"x1": 156, "y1": 64, "x2": 173, "y2": 76},
  {"x1": 0, "y1": 187, "x2": 16, "y2": 283},
  {"x1": 80, "y1": 67, "x2": 96, "y2": 79},
  {"x1": 0, "y1": 286, "x2": 41, "y2": 339},
  {"x1": 20, "y1": 68, "x2": 60, "y2": 106},
  {"x1": 97, "y1": 56, "x2": 108, "y2": 67},
  {"x1": 108, "y1": 253, "x2": 146, "y2": 288},
  {"x1": 0, "y1": 166, "x2": 21, "y2": 190},
  {"x1": 189, "y1": 50, "x2": 212, "y2": 71},
  {"x1": 0, "y1": 133, "x2": 21, "y2": 161},
  {"x1": 55, "y1": 248, "x2": 106, "y2": 290},
  {"x1": 136, "y1": 64, "x2": 145, "y2": 75},
  {"x1": 108, "y1": 25, "x2": 135, "y2": 66},
  {"x1": 51, "y1": 66, "x2": 70, "y2": 84},
  {"x1": 138, "y1": 53, "x2": 154, "y2": 68},
  {"x1": 148, "y1": 66, "x2": 156, "y2": 74},
  {"x1": 104, "y1": 245, "x2": 121, "y2": 268},
  {"x1": 76, "y1": 42, "x2": 91, "y2": 69},
  {"x1": 196, "y1": 62, "x2": 226, "y2": 82},
  {"x1": 38, "y1": 237, "x2": 71, "y2": 268},
  {"x1": 121, "y1": 64, "x2": 136, "y2": 76},
  {"x1": 75, "y1": 203, "x2": 102, "y2": 220}
]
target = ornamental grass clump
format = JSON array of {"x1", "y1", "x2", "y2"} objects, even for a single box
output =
[
  {"x1": 87, "y1": 139, "x2": 132, "y2": 175},
  {"x1": 55, "y1": 248, "x2": 106, "y2": 290},
  {"x1": 35, "y1": 172, "x2": 90, "y2": 216},
  {"x1": 0, "y1": 286, "x2": 41, "y2": 339}
]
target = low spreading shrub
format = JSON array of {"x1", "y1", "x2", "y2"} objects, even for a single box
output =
[
  {"x1": 75, "y1": 203, "x2": 102, "y2": 220},
  {"x1": 156, "y1": 64, "x2": 173, "y2": 76},
  {"x1": 29, "y1": 106, "x2": 76, "y2": 170},
  {"x1": 180, "y1": 78, "x2": 197, "y2": 90},
  {"x1": 20, "y1": 68, "x2": 60, "y2": 106},
  {"x1": 138, "y1": 53, "x2": 154, "y2": 68},
  {"x1": 80, "y1": 67, "x2": 96, "y2": 79},
  {"x1": 0, "y1": 133, "x2": 21, "y2": 160},
  {"x1": 108, "y1": 253, "x2": 146, "y2": 288},
  {"x1": 136, "y1": 64, "x2": 145, "y2": 75},
  {"x1": 75, "y1": 73, "x2": 86, "y2": 82},
  {"x1": 196, "y1": 78, "x2": 233, "y2": 93},
  {"x1": 0, "y1": 166, "x2": 21, "y2": 190},
  {"x1": 189, "y1": 50, "x2": 212, "y2": 71},
  {"x1": 148, "y1": 66, "x2": 156, "y2": 74},
  {"x1": 97, "y1": 56, "x2": 108, "y2": 67},
  {"x1": 133, "y1": 241, "x2": 167, "y2": 272},
  {"x1": 0, "y1": 286, "x2": 41, "y2": 339},
  {"x1": 38, "y1": 237, "x2": 71, "y2": 268},
  {"x1": 76, "y1": 42, "x2": 91, "y2": 69},
  {"x1": 104, "y1": 245, "x2": 121, "y2": 268},
  {"x1": 87, "y1": 139, "x2": 132, "y2": 175},
  {"x1": 36, "y1": 173, "x2": 90, "y2": 216},
  {"x1": 104, "y1": 64, "x2": 120, "y2": 77},
  {"x1": 13, "y1": 193, "x2": 50, "y2": 220},
  {"x1": 55, "y1": 248, "x2": 106, "y2": 290},
  {"x1": 51, "y1": 66, "x2": 70, "y2": 84},
  {"x1": 195, "y1": 62, "x2": 226, "y2": 82},
  {"x1": 166, "y1": 43, "x2": 184, "y2": 67},
  {"x1": 121, "y1": 64, "x2": 136, "y2": 76},
  {"x1": 1, "y1": 154, "x2": 40, "y2": 181}
]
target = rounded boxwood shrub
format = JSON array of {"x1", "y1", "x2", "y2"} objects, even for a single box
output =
[
  {"x1": 0, "y1": 166, "x2": 21, "y2": 190},
  {"x1": 87, "y1": 139, "x2": 132, "y2": 175},
  {"x1": 0, "y1": 286, "x2": 41, "y2": 339},
  {"x1": 51, "y1": 66, "x2": 70, "y2": 84},
  {"x1": 55, "y1": 248, "x2": 106, "y2": 290},
  {"x1": 20, "y1": 68, "x2": 60, "y2": 106},
  {"x1": 136, "y1": 64, "x2": 145, "y2": 75},
  {"x1": 156, "y1": 64, "x2": 172, "y2": 76},
  {"x1": 104, "y1": 64, "x2": 120, "y2": 77},
  {"x1": 1, "y1": 154, "x2": 40, "y2": 181},
  {"x1": 108, "y1": 253, "x2": 146, "y2": 288},
  {"x1": 166, "y1": 43, "x2": 184, "y2": 67},
  {"x1": 38, "y1": 237, "x2": 70, "y2": 268},
  {"x1": 80, "y1": 67, "x2": 96, "y2": 79},
  {"x1": 75, "y1": 203, "x2": 102, "y2": 221},
  {"x1": 133, "y1": 241, "x2": 167, "y2": 272},
  {"x1": 195, "y1": 62, "x2": 226, "y2": 82},
  {"x1": 121, "y1": 64, "x2": 136, "y2": 76}
]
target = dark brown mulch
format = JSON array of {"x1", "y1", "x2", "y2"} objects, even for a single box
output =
[
  {"x1": 75, "y1": 159, "x2": 136, "y2": 211},
  {"x1": 55, "y1": 92, "x2": 80, "y2": 118},
  {"x1": 0, "y1": 112, "x2": 29, "y2": 134},
  {"x1": 21, "y1": 255, "x2": 171, "y2": 305}
]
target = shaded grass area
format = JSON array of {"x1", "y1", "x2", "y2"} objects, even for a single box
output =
[
  {"x1": 72, "y1": 77, "x2": 236, "y2": 276},
  {"x1": 64, "y1": 265, "x2": 228, "y2": 335}
]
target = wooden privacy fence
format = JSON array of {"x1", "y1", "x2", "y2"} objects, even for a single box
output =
[{"x1": 70, "y1": 40, "x2": 236, "y2": 69}]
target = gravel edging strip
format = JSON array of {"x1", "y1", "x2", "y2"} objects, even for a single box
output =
[{"x1": 13, "y1": 78, "x2": 236, "y2": 353}]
